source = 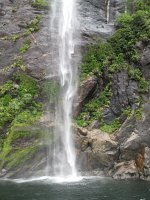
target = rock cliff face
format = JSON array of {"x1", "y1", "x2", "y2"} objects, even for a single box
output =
[
  {"x1": 0, "y1": 0, "x2": 150, "y2": 181},
  {"x1": 75, "y1": 39, "x2": 150, "y2": 180},
  {"x1": 79, "y1": 0, "x2": 125, "y2": 37},
  {"x1": 0, "y1": 0, "x2": 51, "y2": 178}
]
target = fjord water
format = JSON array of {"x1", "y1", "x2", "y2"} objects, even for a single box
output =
[
  {"x1": 47, "y1": 0, "x2": 78, "y2": 178},
  {"x1": 0, "y1": 178, "x2": 150, "y2": 200}
]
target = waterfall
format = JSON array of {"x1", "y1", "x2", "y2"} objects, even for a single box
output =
[
  {"x1": 105, "y1": 0, "x2": 110, "y2": 23},
  {"x1": 124, "y1": 0, "x2": 128, "y2": 13},
  {"x1": 47, "y1": 0, "x2": 78, "y2": 179}
]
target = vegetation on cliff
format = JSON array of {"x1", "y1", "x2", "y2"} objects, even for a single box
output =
[
  {"x1": 0, "y1": 10, "x2": 44, "y2": 170},
  {"x1": 30, "y1": 0, "x2": 49, "y2": 10},
  {"x1": 77, "y1": 0, "x2": 150, "y2": 133},
  {"x1": 0, "y1": 73, "x2": 43, "y2": 169}
]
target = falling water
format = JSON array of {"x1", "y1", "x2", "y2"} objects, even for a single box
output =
[
  {"x1": 47, "y1": 0, "x2": 78, "y2": 179},
  {"x1": 105, "y1": 0, "x2": 110, "y2": 23}
]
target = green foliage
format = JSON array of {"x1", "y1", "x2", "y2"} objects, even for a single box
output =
[
  {"x1": 108, "y1": 54, "x2": 128, "y2": 74},
  {"x1": 128, "y1": 67, "x2": 149, "y2": 93},
  {"x1": 100, "y1": 119, "x2": 121, "y2": 133},
  {"x1": 26, "y1": 15, "x2": 42, "y2": 34},
  {"x1": 15, "y1": 73, "x2": 38, "y2": 97},
  {"x1": 20, "y1": 39, "x2": 31, "y2": 54},
  {"x1": 135, "y1": 0, "x2": 150, "y2": 11},
  {"x1": 0, "y1": 73, "x2": 41, "y2": 132},
  {"x1": 134, "y1": 106, "x2": 144, "y2": 120},
  {"x1": 31, "y1": 0, "x2": 49, "y2": 9},
  {"x1": 117, "y1": 13, "x2": 133, "y2": 28},
  {"x1": 81, "y1": 43, "x2": 114, "y2": 79},
  {"x1": 76, "y1": 85, "x2": 112, "y2": 127},
  {"x1": 1, "y1": 34, "x2": 20, "y2": 42},
  {"x1": 13, "y1": 110, "x2": 41, "y2": 126},
  {"x1": 12, "y1": 56, "x2": 26, "y2": 71},
  {"x1": 110, "y1": 7, "x2": 150, "y2": 61}
]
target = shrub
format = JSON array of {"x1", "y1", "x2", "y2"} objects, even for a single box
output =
[
  {"x1": 0, "y1": 73, "x2": 41, "y2": 133},
  {"x1": 31, "y1": 0, "x2": 49, "y2": 9}
]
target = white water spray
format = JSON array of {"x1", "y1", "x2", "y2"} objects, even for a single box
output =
[
  {"x1": 105, "y1": 0, "x2": 110, "y2": 23},
  {"x1": 48, "y1": 0, "x2": 78, "y2": 179}
]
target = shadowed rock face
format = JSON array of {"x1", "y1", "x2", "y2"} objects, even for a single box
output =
[
  {"x1": 0, "y1": 0, "x2": 51, "y2": 84},
  {"x1": 74, "y1": 75, "x2": 100, "y2": 116}
]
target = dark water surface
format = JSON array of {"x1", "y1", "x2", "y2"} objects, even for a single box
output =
[{"x1": 0, "y1": 177, "x2": 150, "y2": 200}]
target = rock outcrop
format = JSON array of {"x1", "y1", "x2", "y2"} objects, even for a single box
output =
[
  {"x1": 75, "y1": 39, "x2": 150, "y2": 180},
  {"x1": 75, "y1": 126, "x2": 118, "y2": 173}
]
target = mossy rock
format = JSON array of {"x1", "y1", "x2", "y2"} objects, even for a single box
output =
[{"x1": 0, "y1": 111, "x2": 43, "y2": 169}]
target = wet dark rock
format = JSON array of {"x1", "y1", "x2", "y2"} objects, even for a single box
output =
[
  {"x1": 74, "y1": 75, "x2": 100, "y2": 116},
  {"x1": 110, "y1": 70, "x2": 139, "y2": 116},
  {"x1": 102, "y1": 108, "x2": 116, "y2": 124},
  {"x1": 89, "y1": 120, "x2": 101, "y2": 130},
  {"x1": 141, "y1": 42, "x2": 150, "y2": 67}
]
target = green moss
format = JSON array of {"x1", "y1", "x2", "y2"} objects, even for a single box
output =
[
  {"x1": 20, "y1": 39, "x2": 31, "y2": 54},
  {"x1": 12, "y1": 56, "x2": 26, "y2": 71},
  {"x1": 25, "y1": 15, "x2": 42, "y2": 35},
  {"x1": 7, "y1": 145, "x2": 38, "y2": 168},
  {"x1": 31, "y1": 0, "x2": 49, "y2": 9},
  {"x1": 134, "y1": 107, "x2": 144, "y2": 120},
  {"x1": 0, "y1": 109, "x2": 42, "y2": 169},
  {"x1": 1, "y1": 34, "x2": 20, "y2": 42},
  {"x1": 0, "y1": 144, "x2": 39, "y2": 169},
  {"x1": 100, "y1": 119, "x2": 121, "y2": 134}
]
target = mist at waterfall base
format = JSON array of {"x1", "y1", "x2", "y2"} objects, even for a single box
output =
[{"x1": 1, "y1": 178, "x2": 150, "y2": 200}]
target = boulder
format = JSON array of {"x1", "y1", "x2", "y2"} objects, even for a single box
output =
[
  {"x1": 143, "y1": 147, "x2": 150, "y2": 181},
  {"x1": 119, "y1": 131, "x2": 142, "y2": 161},
  {"x1": 102, "y1": 108, "x2": 116, "y2": 124},
  {"x1": 74, "y1": 75, "x2": 99, "y2": 116},
  {"x1": 112, "y1": 160, "x2": 139, "y2": 180},
  {"x1": 75, "y1": 129, "x2": 119, "y2": 172}
]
